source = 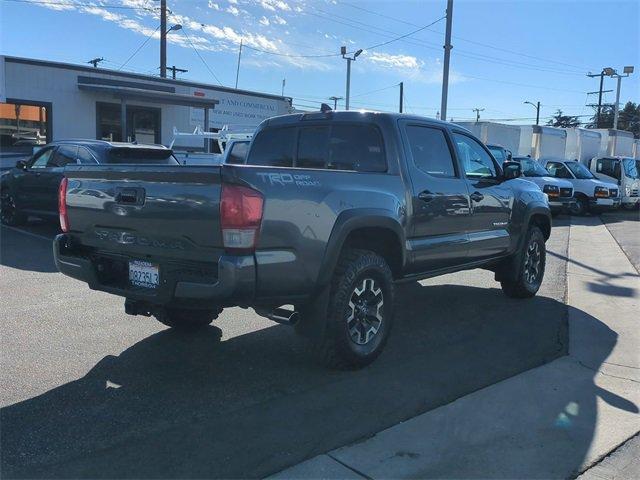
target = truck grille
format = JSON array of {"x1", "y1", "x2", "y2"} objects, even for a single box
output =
[
  {"x1": 609, "y1": 188, "x2": 619, "y2": 198},
  {"x1": 559, "y1": 187, "x2": 573, "y2": 198},
  {"x1": 631, "y1": 189, "x2": 638, "y2": 197}
]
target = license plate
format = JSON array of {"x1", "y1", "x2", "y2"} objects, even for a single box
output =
[
  {"x1": 129, "y1": 260, "x2": 159, "y2": 289},
  {"x1": 597, "y1": 198, "x2": 614, "y2": 206}
]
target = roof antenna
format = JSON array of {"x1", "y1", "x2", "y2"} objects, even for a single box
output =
[{"x1": 320, "y1": 103, "x2": 332, "y2": 113}]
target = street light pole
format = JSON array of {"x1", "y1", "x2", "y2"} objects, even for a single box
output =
[
  {"x1": 341, "y1": 46, "x2": 362, "y2": 111},
  {"x1": 440, "y1": 0, "x2": 454, "y2": 122},
  {"x1": 399, "y1": 82, "x2": 404, "y2": 113},
  {"x1": 524, "y1": 100, "x2": 541, "y2": 125},
  {"x1": 611, "y1": 66, "x2": 634, "y2": 130}
]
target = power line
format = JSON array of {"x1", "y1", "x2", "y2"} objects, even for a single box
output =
[
  {"x1": 351, "y1": 83, "x2": 401, "y2": 98},
  {"x1": 3, "y1": 0, "x2": 157, "y2": 11},
  {"x1": 338, "y1": 0, "x2": 597, "y2": 72},
  {"x1": 119, "y1": 25, "x2": 160, "y2": 71},
  {"x1": 178, "y1": 24, "x2": 223, "y2": 85}
]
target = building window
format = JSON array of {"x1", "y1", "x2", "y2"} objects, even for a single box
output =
[
  {"x1": 96, "y1": 102, "x2": 161, "y2": 144},
  {"x1": 0, "y1": 101, "x2": 51, "y2": 153}
]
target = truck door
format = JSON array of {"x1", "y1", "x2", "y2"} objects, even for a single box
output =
[
  {"x1": 450, "y1": 132, "x2": 512, "y2": 261},
  {"x1": 399, "y1": 121, "x2": 471, "y2": 272},
  {"x1": 16, "y1": 146, "x2": 57, "y2": 212}
]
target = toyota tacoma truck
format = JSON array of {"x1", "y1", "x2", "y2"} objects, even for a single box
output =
[{"x1": 54, "y1": 112, "x2": 551, "y2": 369}]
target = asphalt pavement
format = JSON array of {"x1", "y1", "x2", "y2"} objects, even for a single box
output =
[{"x1": 0, "y1": 215, "x2": 574, "y2": 478}]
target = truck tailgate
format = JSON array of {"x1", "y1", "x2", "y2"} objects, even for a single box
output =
[{"x1": 64, "y1": 166, "x2": 224, "y2": 263}]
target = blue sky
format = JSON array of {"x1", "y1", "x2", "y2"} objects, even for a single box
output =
[{"x1": 1, "y1": 0, "x2": 638, "y2": 123}]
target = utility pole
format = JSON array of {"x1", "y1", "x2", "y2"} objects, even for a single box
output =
[
  {"x1": 329, "y1": 96, "x2": 343, "y2": 110},
  {"x1": 472, "y1": 107, "x2": 484, "y2": 122},
  {"x1": 341, "y1": 46, "x2": 363, "y2": 110},
  {"x1": 440, "y1": 0, "x2": 454, "y2": 122},
  {"x1": 282, "y1": 78, "x2": 286, "y2": 96},
  {"x1": 524, "y1": 100, "x2": 541, "y2": 125},
  {"x1": 87, "y1": 57, "x2": 104, "y2": 68},
  {"x1": 399, "y1": 82, "x2": 404, "y2": 113},
  {"x1": 587, "y1": 68, "x2": 615, "y2": 128},
  {"x1": 235, "y1": 39, "x2": 243, "y2": 89},
  {"x1": 167, "y1": 65, "x2": 187, "y2": 79},
  {"x1": 160, "y1": 0, "x2": 167, "y2": 78}
]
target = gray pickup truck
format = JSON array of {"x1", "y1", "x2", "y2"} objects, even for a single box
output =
[{"x1": 54, "y1": 112, "x2": 551, "y2": 368}]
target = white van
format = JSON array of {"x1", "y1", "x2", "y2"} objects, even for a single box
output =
[{"x1": 588, "y1": 156, "x2": 640, "y2": 210}]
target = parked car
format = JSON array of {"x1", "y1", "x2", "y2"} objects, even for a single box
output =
[
  {"x1": 541, "y1": 158, "x2": 620, "y2": 215},
  {"x1": 587, "y1": 156, "x2": 640, "y2": 210},
  {"x1": 486, "y1": 144, "x2": 513, "y2": 163},
  {"x1": 0, "y1": 140, "x2": 178, "y2": 227},
  {"x1": 54, "y1": 112, "x2": 551, "y2": 369},
  {"x1": 512, "y1": 156, "x2": 575, "y2": 215}
]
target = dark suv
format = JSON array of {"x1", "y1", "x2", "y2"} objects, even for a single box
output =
[{"x1": 54, "y1": 112, "x2": 551, "y2": 368}]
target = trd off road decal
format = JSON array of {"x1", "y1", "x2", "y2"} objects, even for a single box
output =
[{"x1": 256, "y1": 172, "x2": 321, "y2": 187}]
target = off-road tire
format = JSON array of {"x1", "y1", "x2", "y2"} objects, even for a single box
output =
[
  {"x1": 1, "y1": 193, "x2": 27, "y2": 226},
  {"x1": 313, "y1": 249, "x2": 395, "y2": 369},
  {"x1": 155, "y1": 308, "x2": 219, "y2": 331},
  {"x1": 501, "y1": 225, "x2": 546, "y2": 299}
]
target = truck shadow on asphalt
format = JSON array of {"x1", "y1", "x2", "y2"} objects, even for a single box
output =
[
  {"x1": 2, "y1": 281, "x2": 636, "y2": 478},
  {"x1": 0, "y1": 223, "x2": 58, "y2": 273}
]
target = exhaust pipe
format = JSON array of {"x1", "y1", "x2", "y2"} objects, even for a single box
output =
[{"x1": 256, "y1": 307, "x2": 300, "y2": 326}]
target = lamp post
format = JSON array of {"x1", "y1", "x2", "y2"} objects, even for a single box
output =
[
  {"x1": 160, "y1": 21, "x2": 182, "y2": 78},
  {"x1": 524, "y1": 100, "x2": 541, "y2": 125},
  {"x1": 341, "y1": 46, "x2": 363, "y2": 111},
  {"x1": 610, "y1": 66, "x2": 634, "y2": 130}
]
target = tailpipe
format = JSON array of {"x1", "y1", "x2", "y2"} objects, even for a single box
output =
[{"x1": 256, "y1": 307, "x2": 300, "y2": 326}]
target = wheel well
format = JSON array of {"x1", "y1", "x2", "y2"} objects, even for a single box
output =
[
  {"x1": 342, "y1": 227, "x2": 403, "y2": 278},
  {"x1": 530, "y1": 213, "x2": 551, "y2": 240}
]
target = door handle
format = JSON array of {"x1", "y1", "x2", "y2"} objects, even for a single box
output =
[
  {"x1": 418, "y1": 191, "x2": 437, "y2": 202},
  {"x1": 470, "y1": 192, "x2": 484, "y2": 202}
]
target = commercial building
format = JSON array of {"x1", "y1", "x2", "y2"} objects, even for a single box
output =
[{"x1": 0, "y1": 55, "x2": 292, "y2": 153}]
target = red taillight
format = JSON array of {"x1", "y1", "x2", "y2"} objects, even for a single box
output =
[
  {"x1": 58, "y1": 177, "x2": 69, "y2": 232},
  {"x1": 220, "y1": 184, "x2": 264, "y2": 251}
]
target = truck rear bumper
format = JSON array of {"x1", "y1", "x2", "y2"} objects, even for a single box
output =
[{"x1": 53, "y1": 234, "x2": 255, "y2": 308}]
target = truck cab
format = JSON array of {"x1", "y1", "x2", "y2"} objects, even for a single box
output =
[{"x1": 589, "y1": 156, "x2": 640, "y2": 210}]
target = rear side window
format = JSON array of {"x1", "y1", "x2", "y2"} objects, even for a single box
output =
[
  {"x1": 48, "y1": 145, "x2": 78, "y2": 167},
  {"x1": 106, "y1": 148, "x2": 179, "y2": 165},
  {"x1": 77, "y1": 146, "x2": 98, "y2": 165},
  {"x1": 226, "y1": 142, "x2": 250, "y2": 165},
  {"x1": 247, "y1": 127, "x2": 296, "y2": 167},
  {"x1": 405, "y1": 126, "x2": 456, "y2": 177},
  {"x1": 328, "y1": 124, "x2": 386, "y2": 172}
]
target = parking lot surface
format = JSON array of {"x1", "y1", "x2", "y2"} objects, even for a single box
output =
[{"x1": 1, "y1": 216, "x2": 572, "y2": 478}]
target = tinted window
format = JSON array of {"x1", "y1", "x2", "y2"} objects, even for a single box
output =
[
  {"x1": 297, "y1": 126, "x2": 330, "y2": 169},
  {"x1": 247, "y1": 127, "x2": 296, "y2": 167},
  {"x1": 328, "y1": 124, "x2": 386, "y2": 172},
  {"x1": 405, "y1": 126, "x2": 455, "y2": 177},
  {"x1": 546, "y1": 161, "x2": 573, "y2": 179},
  {"x1": 226, "y1": 141, "x2": 250, "y2": 165},
  {"x1": 452, "y1": 133, "x2": 497, "y2": 178},
  {"x1": 488, "y1": 146, "x2": 506, "y2": 162},
  {"x1": 106, "y1": 148, "x2": 179, "y2": 165},
  {"x1": 78, "y1": 146, "x2": 98, "y2": 165},
  {"x1": 29, "y1": 147, "x2": 55, "y2": 169},
  {"x1": 48, "y1": 145, "x2": 77, "y2": 167}
]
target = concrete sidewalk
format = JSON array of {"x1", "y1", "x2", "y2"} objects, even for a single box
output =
[{"x1": 271, "y1": 217, "x2": 640, "y2": 479}]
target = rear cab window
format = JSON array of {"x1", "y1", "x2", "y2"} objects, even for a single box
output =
[{"x1": 246, "y1": 123, "x2": 386, "y2": 173}]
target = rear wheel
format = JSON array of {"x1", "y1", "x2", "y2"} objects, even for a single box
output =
[
  {"x1": 500, "y1": 225, "x2": 546, "y2": 299},
  {"x1": 1, "y1": 193, "x2": 27, "y2": 226},
  {"x1": 155, "y1": 308, "x2": 219, "y2": 331},
  {"x1": 313, "y1": 249, "x2": 395, "y2": 369}
]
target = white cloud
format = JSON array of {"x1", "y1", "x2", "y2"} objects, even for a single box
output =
[
  {"x1": 228, "y1": 0, "x2": 239, "y2": 4},
  {"x1": 257, "y1": 0, "x2": 291, "y2": 12},
  {"x1": 259, "y1": 16, "x2": 270, "y2": 26},
  {"x1": 367, "y1": 52, "x2": 423, "y2": 70},
  {"x1": 208, "y1": 1, "x2": 221, "y2": 10},
  {"x1": 226, "y1": 5, "x2": 240, "y2": 15},
  {"x1": 272, "y1": 15, "x2": 287, "y2": 25}
]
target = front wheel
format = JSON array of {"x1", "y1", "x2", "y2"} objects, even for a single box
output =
[
  {"x1": 569, "y1": 196, "x2": 588, "y2": 216},
  {"x1": 313, "y1": 249, "x2": 395, "y2": 369},
  {"x1": 1, "y1": 193, "x2": 27, "y2": 226},
  {"x1": 500, "y1": 225, "x2": 546, "y2": 299}
]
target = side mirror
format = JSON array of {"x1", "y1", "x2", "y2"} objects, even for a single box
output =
[
  {"x1": 506, "y1": 150, "x2": 513, "y2": 161},
  {"x1": 502, "y1": 161, "x2": 522, "y2": 180},
  {"x1": 15, "y1": 160, "x2": 27, "y2": 170}
]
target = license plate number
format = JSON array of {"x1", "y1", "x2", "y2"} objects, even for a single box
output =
[
  {"x1": 597, "y1": 198, "x2": 614, "y2": 206},
  {"x1": 129, "y1": 260, "x2": 159, "y2": 289}
]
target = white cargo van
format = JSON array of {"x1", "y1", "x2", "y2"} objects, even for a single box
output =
[{"x1": 589, "y1": 156, "x2": 640, "y2": 209}]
